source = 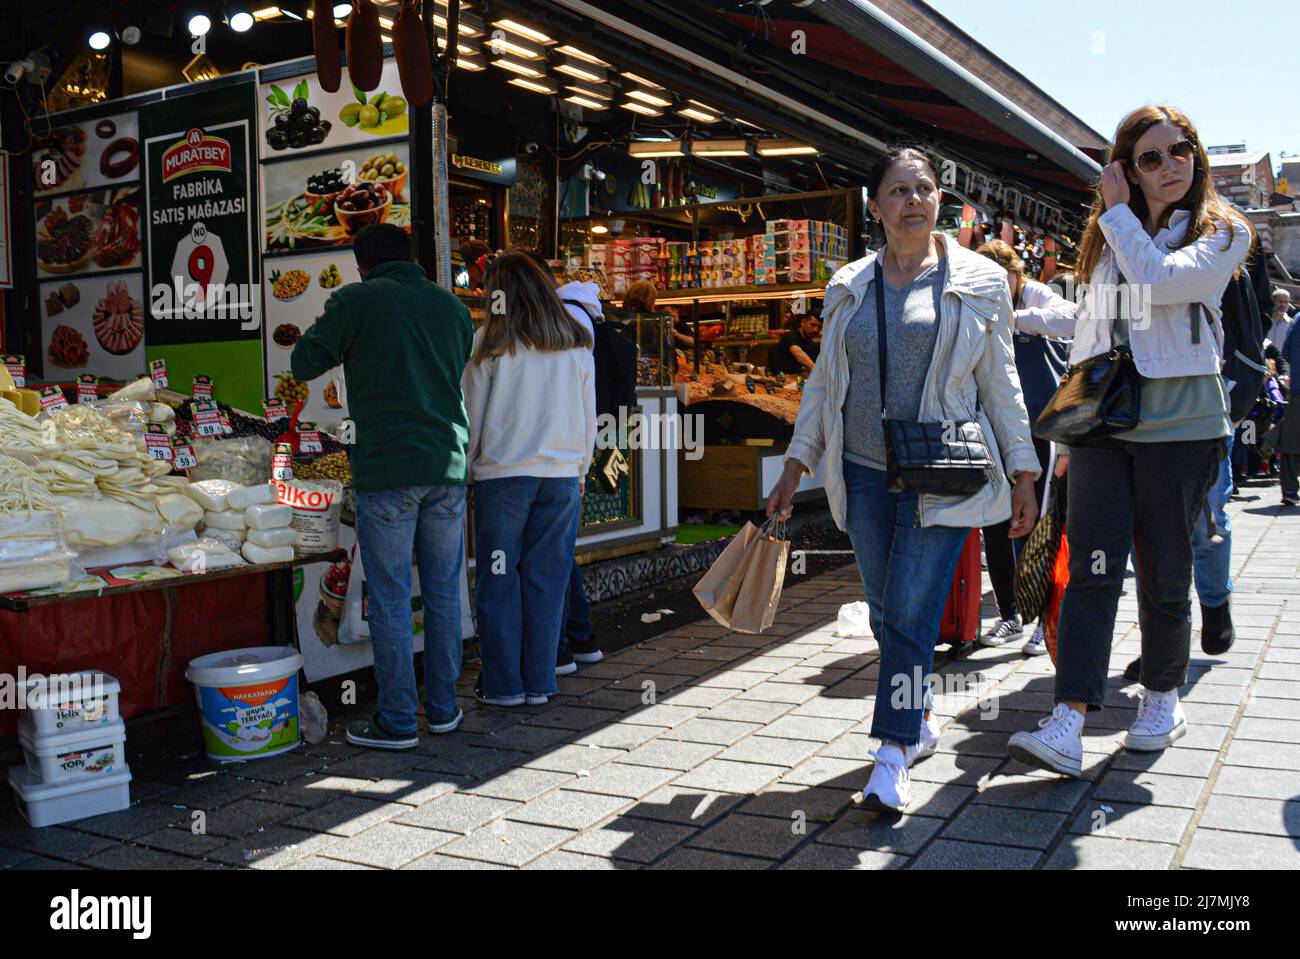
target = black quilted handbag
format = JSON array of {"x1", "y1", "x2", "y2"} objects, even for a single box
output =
[
  {"x1": 1032, "y1": 271, "x2": 1141, "y2": 445},
  {"x1": 874, "y1": 259, "x2": 996, "y2": 496}
]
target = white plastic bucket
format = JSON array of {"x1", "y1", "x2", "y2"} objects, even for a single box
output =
[
  {"x1": 19, "y1": 720, "x2": 127, "y2": 784},
  {"x1": 185, "y1": 646, "x2": 304, "y2": 763},
  {"x1": 19, "y1": 671, "x2": 121, "y2": 738},
  {"x1": 8, "y1": 765, "x2": 132, "y2": 828}
]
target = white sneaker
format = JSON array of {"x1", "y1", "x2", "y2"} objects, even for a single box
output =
[
  {"x1": 905, "y1": 713, "x2": 941, "y2": 765},
  {"x1": 1124, "y1": 688, "x2": 1187, "y2": 752},
  {"x1": 855, "y1": 744, "x2": 910, "y2": 812},
  {"x1": 1007, "y1": 703, "x2": 1084, "y2": 777},
  {"x1": 980, "y1": 616, "x2": 1023, "y2": 647},
  {"x1": 1022, "y1": 624, "x2": 1048, "y2": 657}
]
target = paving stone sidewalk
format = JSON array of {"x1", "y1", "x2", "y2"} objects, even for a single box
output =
[{"x1": 3, "y1": 489, "x2": 1298, "y2": 870}]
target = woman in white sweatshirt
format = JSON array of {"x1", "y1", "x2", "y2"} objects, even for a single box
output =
[
  {"x1": 463, "y1": 251, "x2": 597, "y2": 707},
  {"x1": 1008, "y1": 105, "x2": 1252, "y2": 778}
]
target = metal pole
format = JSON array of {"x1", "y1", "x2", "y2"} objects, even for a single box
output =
[{"x1": 412, "y1": 0, "x2": 456, "y2": 288}]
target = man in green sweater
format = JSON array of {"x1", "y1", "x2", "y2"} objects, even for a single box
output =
[{"x1": 292, "y1": 224, "x2": 474, "y2": 749}]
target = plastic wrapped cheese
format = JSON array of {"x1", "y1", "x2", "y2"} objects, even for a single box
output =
[
  {"x1": 182, "y1": 479, "x2": 241, "y2": 512},
  {"x1": 0, "y1": 556, "x2": 74, "y2": 593},
  {"x1": 168, "y1": 538, "x2": 246, "y2": 573},
  {"x1": 241, "y1": 541, "x2": 295, "y2": 565},
  {"x1": 202, "y1": 508, "x2": 247, "y2": 531},
  {"x1": 244, "y1": 503, "x2": 292, "y2": 530},
  {"x1": 157, "y1": 493, "x2": 203, "y2": 529},
  {"x1": 227, "y1": 482, "x2": 278, "y2": 510},
  {"x1": 58, "y1": 498, "x2": 159, "y2": 548},
  {"x1": 245, "y1": 526, "x2": 297, "y2": 549},
  {"x1": 200, "y1": 526, "x2": 245, "y2": 553}
]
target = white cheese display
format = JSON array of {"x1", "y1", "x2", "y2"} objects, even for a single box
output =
[
  {"x1": 167, "y1": 538, "x2": 247, "y2": 573},
  {"x1": 182, "y1": 479, "x2": 241, "y2": 513},
  {"x1": 201, "y1": 527, "x2": 244, "y2": 553},
  {"x1": 245, "y1": 526, "x2": 297, "y2": 549},
  {"x1": 226, "y1": 482, "x2": 278, "y2": 510},
  {"x1": 202, "y1": 509, "x2": 247, "y2": 532},
  {"x1": 243, "y1": 503, "x2": 292, "y2": 530},
  {"x1": 240, "y1": 542, "x2": 295, "y2": 565}
]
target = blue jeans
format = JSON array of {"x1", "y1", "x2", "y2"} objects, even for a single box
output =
[
  {"x1": 1191, "y1": 433, "x2": 1233, "y2": 608},
  {"x1": 474, "y1": 476, "x2": 582, "y2": 699},
  {"x1": 558, "y1": 560, "x2": 592, "y2": 658},
  {"x1": 842, "y1": 460, "x2": 970, "y2": 745},
  {"x1": 354, "y1": 485, "x2": 466, "y2": 734}
]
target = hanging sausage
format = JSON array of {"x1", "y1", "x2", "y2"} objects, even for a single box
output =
[
  {"x1": 393, "y1": 0, "x2": 433, "y2": 107},
  {"x1": 346, "y1": 0, "x2": 384, "y2": 92},
  {"x1": 312, "y1": 0, "x2": 341, "y2": 92}
]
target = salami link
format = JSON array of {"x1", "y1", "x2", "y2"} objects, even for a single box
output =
[
  {"x1": 313, "y1": 0, "x2": 342, "y2": 92},
  {"x1": 393, "y1": 0, "x2": 433, "y2": 107},
  {"x1": 346, "y1": 0, "x2": 383, "y2": 92}
]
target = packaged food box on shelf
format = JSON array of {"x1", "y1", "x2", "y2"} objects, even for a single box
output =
[
  {"x1": 8, "y1": 765, "x2": 131, "y2": 828},
  {"x1": 18, "y1": 671, "x2": 121, "y2": 739},
  {"x1": 20, "y1": 719, "x2": 127, "y2": 785}
]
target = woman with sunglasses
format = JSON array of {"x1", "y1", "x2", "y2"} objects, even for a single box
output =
[
  {"x1": 463, "y1": 250, "x2": 597, "y2": 706},
  {"x1": 1008, "y1": 106, "x2": 1253, "y2": 777}
]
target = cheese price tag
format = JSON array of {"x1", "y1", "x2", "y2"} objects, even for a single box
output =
[
  {"x1": 192, "y1": 400, "x2": 223, "y2": 437},
  {"x1": 297, "y1": 421, "x2": 323, "y2": 455},
  {"x1": 38, "y1": 386, "x2": 69, "y2": 413},
  {"x1": 263, "y1": 397, "x2": 288, "y2": 421},
  {"x1": 76, "y1": 374, "x2": 99, "y2": 405},
  {"x1": 272, "y1": 442, "x2": 294, "y2": 481},
  {"x1": 144, "y1": 424, "x2": 173, "y2": 461},
  {"x1": 192, "y1": 374, "x2": 214, "y2": 400},
  {"x1": 219, "y1": 410, "x2": 234, "y2": 435},
  {"x1": 3, "y1": 355, "x2": 25, "y2": 388},
  {"x1": 170, "y1": 437, "x2": 198, "y2": 472},
  {"x1": 150, "y1": 359, "x2": 168, "y2": 390}
]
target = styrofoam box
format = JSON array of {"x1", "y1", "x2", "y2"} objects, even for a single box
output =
[
  {"x1": 8, "y1": 764, "x2": 131, "y2": 828},
  {"x1": 19, "y1": 719, "x2": 127, "y2": 784},
  {"x1": 18, "y1": 671, "x2": 121, "y2": 738}
]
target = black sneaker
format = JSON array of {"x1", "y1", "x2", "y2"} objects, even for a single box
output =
[
  {"x1": 1200, "y1": 600, "x2": 1235, "y2": 655},
  {"x1": 1282, "y1": 495, "x2": 1300, "y2": 507},
  {"x1": 556, "y1": 648, "x2": 578, "y2": 676},
  {"x1": 571, "y1": 638, "x2": 604, "y2": 664},
  {"x1": 346, "y1": 714, "x2": 419, "y2": 750}
]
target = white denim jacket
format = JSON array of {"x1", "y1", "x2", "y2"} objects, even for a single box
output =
[
  {"x1": 786, "y1": 233, "x2": 1041, "y2": 530},
  {"x1": 1070, "y1": 203, "x2": 1252, "y2": 376}
]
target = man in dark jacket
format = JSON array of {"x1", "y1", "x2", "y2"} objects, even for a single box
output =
[{"x1": 292, "y1": 224, "x2": 474, "y2": 749}]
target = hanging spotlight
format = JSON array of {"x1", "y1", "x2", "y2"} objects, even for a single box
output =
[
  {"x1": 509, "y1": 76, "x2": 557, "y2": 96},
  {"x1": 188, "y1": 12, "x2": 213, "y2": 35},
  {"x1": 755, "y1": 139, "x2": 819, "y2": 157},
  {"x1": 690, "y1": 138, "x2": 751, "y2": 157},
  {"x1": 121, "y1": 26, "x2": 143, "y2": 45},
  {"x1": 332, "y1": 3, "x2": 351, "y2": 17},
  {"x1": 228, "y1": 3, "x2": 255, "y2": 32},
  {"x1": 88, "y1": 30, "x2": 113, "y2": 50}
]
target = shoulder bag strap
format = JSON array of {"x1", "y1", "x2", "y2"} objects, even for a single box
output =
[{"x1": 874, "y1": 258, "x2": 888, "y2": 419}]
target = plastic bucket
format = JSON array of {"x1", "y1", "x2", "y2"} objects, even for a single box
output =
[{"x1": 185, "y1": 646, "x2": 304, "y2": 763}]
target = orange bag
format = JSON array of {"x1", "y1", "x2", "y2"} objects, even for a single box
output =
[{"x1": 1042, "y1": 532, "x2": 1070, "y2": 665}]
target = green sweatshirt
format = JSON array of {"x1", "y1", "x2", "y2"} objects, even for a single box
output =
[{"x1": 290, "y1": 260, "x2": 474, "y2": 491}]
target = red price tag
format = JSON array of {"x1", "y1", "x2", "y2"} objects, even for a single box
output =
[
  {"x1": 145, "y1": 424, "x2": 173, "y2": 461},
  {"x1": 192, "y1": 400, "x2": 223, "y2": 437},
  {"x1": 272, "y1": 442, "x2": 294, "y2": 481},
  {"x1": 38, "y1": 386, "x2": 69, "y2": 413},
  {"x1": 3, "y1": 355, "x2": 25, "y2": 389},
  {"x1": 150, "y1": 359, "x2": 169, "y2": 390},
  {"x1": 263, "y1": 397, "x2": 288, "y2": 421},
  {"x1": 297, "y1": 421, "x2": 323, "y2": 455},
  {"x1": 192, "y1": 374, "x2": 214, "y2": 400},
  {"x1": 171, "y1": 438, "x2": 197, "y2": 472},
  {"x1": 76, "y1": 375, "x2": 98, "y2": 405}
]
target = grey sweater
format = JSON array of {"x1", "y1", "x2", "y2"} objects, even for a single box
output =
[{"x1": 843, "y1": 257, "x2": 947, "y2": 467}]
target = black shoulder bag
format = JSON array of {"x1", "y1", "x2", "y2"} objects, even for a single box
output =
[
  {"x1": 1032, "y1": 269, "x2": 1141, "y2": 445},
  {"x1": 875, "y1": 259, "x2": 997, "y2": 496}
]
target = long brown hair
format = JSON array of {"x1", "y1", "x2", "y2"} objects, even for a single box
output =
[
  {"x1": 624, "y1": 280, "x2": 658, "y2": 312},
  {"x1": 1076, "y1": 105, "x2": 1251, "y2": 283},
  {"x1": 473, "y1": 249, "x2": 593, "y2": 364}
]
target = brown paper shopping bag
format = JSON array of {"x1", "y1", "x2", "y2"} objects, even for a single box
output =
[
  {"x1": 729, "y1": 523, "x2": 790, "y2": 634},
  {"x1": 692, "y1": 521, "x2": 763, "y2": 628}
]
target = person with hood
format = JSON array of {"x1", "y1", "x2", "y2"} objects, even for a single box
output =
[{"x1": 767, "y1": 147, "x2": 1040, "y2": 813}]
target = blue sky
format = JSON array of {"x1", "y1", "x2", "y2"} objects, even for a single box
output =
[{"x1": 931, "y1": 0, "x2": 1298, "y2": 174}]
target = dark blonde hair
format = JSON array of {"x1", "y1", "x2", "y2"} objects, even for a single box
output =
[
  {"x1": 624, "y1": 280, "x2": 658, "y2": 312},
  {"x1": 1076, "y1": 105, "x2": 1251, "y2": 283},
  {"x1": 975, "y1": 239, "x2": 1024, "y2": 276},
  {"x1": 474, "y1": 250, "x2": 593, "y2": 364}
]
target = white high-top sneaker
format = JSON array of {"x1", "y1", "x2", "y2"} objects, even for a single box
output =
[
  {"x1": 1007, "y1": 703, "x2": 1084, "y2": 777},
  {"x1": 1124, "y1": 688, "x2": 1187, "y2": 752},
  {"x1": 857, "y1": 744, "x2": 910, "y2": 813},
  {"x1": 905, "y1": 713, "x2": 941, "y2": 765}
]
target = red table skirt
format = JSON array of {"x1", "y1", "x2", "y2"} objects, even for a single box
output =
[{"x1": 0, "y1": 574, "x2": 274, "y2": 736}]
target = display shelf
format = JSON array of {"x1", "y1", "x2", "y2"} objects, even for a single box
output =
[{"x1": 619, "y1": 281, "x2": 825, "y2": 306}]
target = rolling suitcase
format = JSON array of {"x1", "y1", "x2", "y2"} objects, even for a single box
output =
[{"x1": 937, "y1": 530, "x2": 982, "y2": 656}]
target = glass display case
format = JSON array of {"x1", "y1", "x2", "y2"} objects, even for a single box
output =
[{"x1": 602, "y1": 307, "x2": 674, "y2": 389}]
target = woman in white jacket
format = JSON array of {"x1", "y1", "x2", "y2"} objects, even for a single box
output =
[
  {"x1": 1008, "y1": 106, "x2": 1252, "y2": 778},
  {"x1": 768, "y1": 147, "x2": 1041, "y2": 812},
  {"x1": 463, "y1": 251, "x2": 597, "y2": 707}
]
